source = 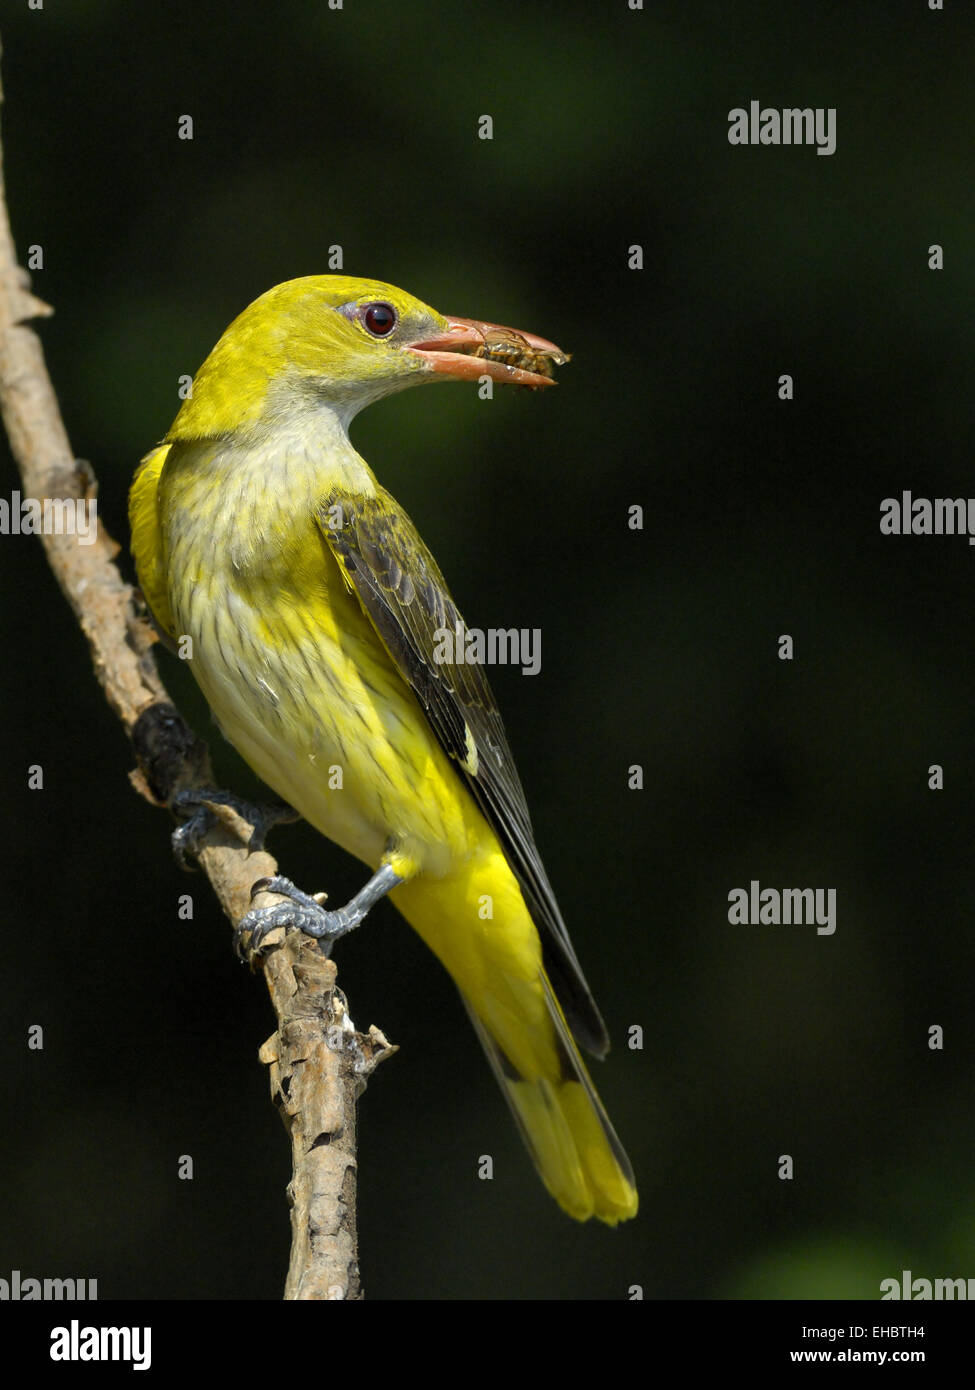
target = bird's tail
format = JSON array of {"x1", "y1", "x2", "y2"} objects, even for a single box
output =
[
  {"x1": 461, "y1": 974, "x2": 638, "y2": 1225},
  {"x1": 392, "y1": 852, "x2": 638, "y2": 1225}
]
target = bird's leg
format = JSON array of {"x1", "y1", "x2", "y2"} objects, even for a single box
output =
[
  {"x1": 235, "y1": 862, "x2": 405, "y2": 959},
  {"x1": 170, "y1": 787, "x2": 301, "y2": 868}
]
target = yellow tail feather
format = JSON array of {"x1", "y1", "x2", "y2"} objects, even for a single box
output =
[
  {"x1": 462, "y1": 977, "x2": 638, "y2": 1226},
  {"x1": 392, "y1": 850, "x2": 637, "y2": 1225}
]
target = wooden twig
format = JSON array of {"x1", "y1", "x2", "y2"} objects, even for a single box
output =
[{"x1": 0, "y1": 33, "x2": 394, "y2": 1301}]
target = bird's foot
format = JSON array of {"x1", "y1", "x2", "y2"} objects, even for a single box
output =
[
  {"x1": 234, "y1": 862, "x2": 404, "y2": 959},
  {"x1": 234, "y1": 875, "x2": 358, "y2": 959},
  {"x1": 170, "y1": 788, "x2": 300, "y2": 869}
]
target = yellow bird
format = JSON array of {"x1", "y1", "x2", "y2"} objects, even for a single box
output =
[{"x1": 130, "y1": 276, "x2": 637, "y2": 1225}]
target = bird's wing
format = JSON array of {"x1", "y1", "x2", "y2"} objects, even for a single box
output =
[{"x1": 316, "y1": 485, "x2": 609, "y2": 1058}]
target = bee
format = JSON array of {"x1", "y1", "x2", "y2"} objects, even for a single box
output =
[{"x1": 473, "y1": 328, "x2": 571, "y2": 384}]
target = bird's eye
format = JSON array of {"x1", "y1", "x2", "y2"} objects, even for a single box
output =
[{"x1": 361, "y1": 301, "x2": 398, "y2": 337}]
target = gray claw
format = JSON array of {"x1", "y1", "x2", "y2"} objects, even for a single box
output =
[
  {"x1": 170, "y1": 788, "x2": 300, "y2": 869},
  {"x1": 170, "y1": 800, "x2": 216, "y2": 870},
  {"x1": 235, "y1": 874, "x2": 348, "y2": 959}
]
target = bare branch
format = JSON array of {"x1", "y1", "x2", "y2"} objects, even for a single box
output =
[{"x1": 0, "y1": 34, "x2": 384, "y2": 1301}]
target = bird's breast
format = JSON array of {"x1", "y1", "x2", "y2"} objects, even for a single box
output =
[{"x1": 158, "y1": 433, "x2": 480, "y2": 876}]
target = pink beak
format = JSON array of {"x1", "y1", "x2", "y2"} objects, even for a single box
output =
[{"x1": 406, "y1": 315, "x2": 569, "y2": 389}]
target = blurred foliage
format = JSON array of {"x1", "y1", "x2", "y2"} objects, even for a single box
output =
[{"x1": 1, "y1": 0, "x2": 974, "y2": 1299}]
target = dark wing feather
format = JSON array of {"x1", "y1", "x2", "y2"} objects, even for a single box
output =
[{"x1": 317, "y1": 486, "x2": 609, "y2": 1058}]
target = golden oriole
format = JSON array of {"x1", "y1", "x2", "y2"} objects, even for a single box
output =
[{"x1": 130, "y1": 276, "x2": 637, "y2": 1225}]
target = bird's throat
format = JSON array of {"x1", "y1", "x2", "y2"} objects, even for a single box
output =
[{"x1": 160, "y1": 409, "x2": 377, "y2": 597}]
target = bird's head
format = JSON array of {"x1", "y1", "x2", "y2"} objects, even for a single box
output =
[{"x1": 168, "y1": 275, "x2": 568, "y2": 441}]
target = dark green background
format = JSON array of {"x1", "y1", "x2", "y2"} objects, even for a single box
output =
[{"x1": 1, "y1": 0, "x2": 973, "y2": 1300}]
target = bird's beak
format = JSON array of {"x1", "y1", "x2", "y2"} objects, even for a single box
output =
[{"x1": 406, "y1": 315, "x2": 570, "y2": 389}]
